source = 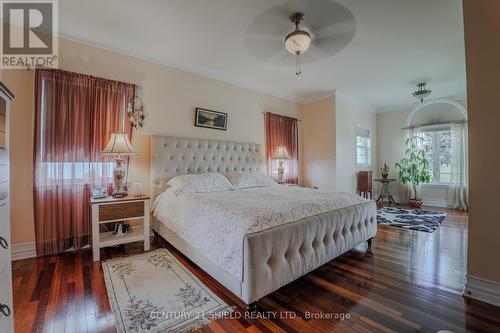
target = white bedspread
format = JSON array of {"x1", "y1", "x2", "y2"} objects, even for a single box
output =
[{"x1": 152, "y1": 186, "x2": 370, "y2": 279}]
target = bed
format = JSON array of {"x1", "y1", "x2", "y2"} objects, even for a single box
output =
[{"x1": 150, "y1": 136, "x2": 377, "y2": 309}]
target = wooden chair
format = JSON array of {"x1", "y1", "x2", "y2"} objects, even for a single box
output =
[{"x1": 357, "y1": 171, "x2": 373, "y2": 199}]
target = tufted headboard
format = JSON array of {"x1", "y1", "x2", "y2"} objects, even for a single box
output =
[{"x1": 150, "y1": 136, "x2": 263, "y2": 201}]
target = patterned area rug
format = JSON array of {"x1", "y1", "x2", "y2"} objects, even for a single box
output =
[
  {"x1": 377, "y1": 207, "x2": 447, "y2": 233},
  {"x1": 102, "y1": 249, "x2": 233, "y2": 333}
]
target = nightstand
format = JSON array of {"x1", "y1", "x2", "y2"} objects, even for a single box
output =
[{"x1": 90, "y1": 195, "x2": 150, "y2": 261}]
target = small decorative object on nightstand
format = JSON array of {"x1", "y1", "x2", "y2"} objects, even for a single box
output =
[
  {"x1": 273, "y1": 145, "x2": 291, "y2": 184},
  {"x1": 91, "y1": 195, "x2": 150, "y2": 261}
]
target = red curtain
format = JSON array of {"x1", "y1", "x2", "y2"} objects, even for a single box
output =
[
  {"x1": 33, "y1": 69, "x2": 135, "y2": 256},
  {"x1": 264, "y1": 112, "x2": 299, "y2": 184}
]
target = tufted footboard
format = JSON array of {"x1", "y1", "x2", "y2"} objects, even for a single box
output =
[{"x1": 241, "y1": 201, "x2": 377, "y2": 304}]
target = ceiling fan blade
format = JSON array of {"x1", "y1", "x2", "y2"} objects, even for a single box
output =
[
  {"x1": 244, "y1": 36, "x2": 285, "y2": 62},
  {"x1": 301, "y1": 45, "x2": 324, "y2": 64},
  {"x1": 244, "y1": 0, "x2": 356, "y2": 65},
  {"x1": 271, "y1": 49, "x2": 294, "y2": 66},
  {"x1": 245, "y1": 3, "x2": 294, "y2": 37},
  {"x1": 304, "y1": 0, "x2": 355, "y2": 31},
  {"x1": 312, "y1": 18, "x2": 356, "y2": 40},
  {"x1": 312, "y1": 32, "x2": 355, "y2": 55}
]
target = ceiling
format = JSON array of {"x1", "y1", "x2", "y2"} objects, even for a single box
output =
[{"x1": 58, "y1": 0, "x2": 466, "y2": 111}]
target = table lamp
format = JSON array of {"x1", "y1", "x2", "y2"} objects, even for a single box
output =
[
  {"x1": 273, "y1": 145, "x2": 291, "y2": 184},
  {"x1": 100, "y1": 132, "x2": 138, "y2": 197}
]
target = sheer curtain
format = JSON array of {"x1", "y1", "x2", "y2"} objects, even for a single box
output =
[
  {"x1": 264, "y1": 112, "x2": 299, "y2": 184},
  {"x1": 447, "y1": 122, "x2": 468, "y2": 211},
  {"x1": 34, "y1": 69, "x2": 135, "y2": 256},
  {"x1": 401, "y1": 127, "x2": 419, "y2": 201}
]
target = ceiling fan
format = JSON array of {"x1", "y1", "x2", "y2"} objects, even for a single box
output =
[
  {"x1": 284, "y1": 12, "x2": 311, "y2": 75},
  {"x1": 244, "y1": 0, "x2": 356, "y2": 76}
]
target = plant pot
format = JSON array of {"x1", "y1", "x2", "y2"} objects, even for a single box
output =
[{"x1": 409, "y1": 198, "x2": 423, "y2": 209}]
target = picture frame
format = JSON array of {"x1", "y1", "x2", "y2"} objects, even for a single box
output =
[
  {"x1": 91, "y1": 187, "x2": 108, "y2": 199},
  {"x1": 194, "y1": 108, "x2": 227, "y2": 131}
]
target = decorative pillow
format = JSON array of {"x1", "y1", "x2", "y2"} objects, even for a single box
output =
[
  {"x1": 166, "y1": 173, "x2": 233, "y2": 194},
  {"x1": 223, "y1": 171, "x2": 277, "y2": 189}
]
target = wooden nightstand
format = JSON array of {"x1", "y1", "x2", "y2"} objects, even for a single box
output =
[{"x1": 90, "y1": 195, "x2": 150, "y2": 261}]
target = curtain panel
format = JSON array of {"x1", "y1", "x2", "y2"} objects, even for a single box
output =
[
  {"x1": 33, "y1": 69, "x2": 135, "y2": 256},
  {"x1": 264, "y1": 112, "x2": 299, "y2": 184},
  {"x1": 447, "y1": 123, "x2": 469, "y2": 211}
]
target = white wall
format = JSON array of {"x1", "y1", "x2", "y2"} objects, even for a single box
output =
[
  {"x1": 376, "y1": 99, "x2": 467, "y2": 207},
  {"x1": 335, "y1": 95, "x2": 377, "y2": 194}
]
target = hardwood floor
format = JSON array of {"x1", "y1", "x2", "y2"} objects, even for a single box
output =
[{"x1": 12, "y1": 207, "x2": 500, "y2": 332}]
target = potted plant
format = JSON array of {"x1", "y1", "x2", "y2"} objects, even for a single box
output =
[{"x1": 395, "y1": 136, "x2": 432, "y2": 208}]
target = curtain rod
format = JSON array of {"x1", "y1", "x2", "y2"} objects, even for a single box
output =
[
  {"x1": 26, "y1": 66, "x2": 140, "y2": 88},
  {"x1": 402, "y1": 120, "x2": 467, "y2": 130},
  {"x1": 263, "y1": 111, "x2": 302, "y2": 122}
]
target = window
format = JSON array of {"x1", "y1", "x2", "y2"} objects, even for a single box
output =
[
  {"x1": 356, "y1": 126, "x2": 371, "y2": 166},
  {"x1": 40, "y1": 162, "x2": 115, "y2": 186},
  {"x1": 33, "y1": 69, "x2": 135, "y2": 256},
  {"x1": 264, "y1": 113, "x2": 299, "y2": 184},
  {"x1": 417, "y1": 127, "x2": 452, "y2": 184}
]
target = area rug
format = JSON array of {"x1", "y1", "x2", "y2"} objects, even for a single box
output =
[
  {"x1": 102, "y1": 249, "x2": 233, "y2": 333},
  {"x1": 377, "y1": 207, "x2": 447, "y2": 233}
]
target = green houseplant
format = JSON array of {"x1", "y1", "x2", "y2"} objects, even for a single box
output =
[{"x1": 395, "y1": 136, "x2": 432, "y2": 208}]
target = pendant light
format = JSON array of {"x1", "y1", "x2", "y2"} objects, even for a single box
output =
[{"x1": 412, "y1": 83, "x2": 432, "y2": 103}]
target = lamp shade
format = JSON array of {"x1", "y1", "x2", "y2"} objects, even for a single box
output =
[
  {"x1": 100, "y1": 132, "x2": 138, "y2": 156},
  {"x1": 273, "y1": 146, "x2": 291, "y2": 160}
]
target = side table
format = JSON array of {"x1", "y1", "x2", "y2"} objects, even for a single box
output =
[{"x1": 374, "y1": 178, "x2": 398, "y2": 207}]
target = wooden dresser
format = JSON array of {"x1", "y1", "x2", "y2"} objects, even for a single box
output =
[{"x1": 0, "y1": 82, "x2": 14, "y2": 333}]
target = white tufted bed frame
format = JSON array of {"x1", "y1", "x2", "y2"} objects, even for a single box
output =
[{"x1": 150, "y1": 136, "x2": 377, "y2": 308}]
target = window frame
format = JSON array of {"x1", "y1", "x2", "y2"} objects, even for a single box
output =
[
  {"x1": 355, "y1": 124, "x2": 372, "y2": 168},
  {"x1": 416, "y1": 124, "x2": 452, "y2": 187}
]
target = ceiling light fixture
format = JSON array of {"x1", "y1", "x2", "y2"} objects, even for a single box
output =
[
  {"x1": 284, "y1": 12, "x2": 311, "y2": 76},
  {"x1": 412, "y1": 83, "x2": 432, "y2": 103}
]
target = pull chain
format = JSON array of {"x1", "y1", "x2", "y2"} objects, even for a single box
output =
[{"x1": 296, "y1": 53, "x2": 302, "y2": 76}]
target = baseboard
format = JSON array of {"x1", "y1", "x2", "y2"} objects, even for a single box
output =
[
  {"x1": 463, "y1": 274, "x2": 500, "y2": 307},
  {"x1": 376, "y1": 195, "x2": 448, "y2": 208},
  {"x1": 11, "y1": 242, "x2": 37, "y2": 261}
]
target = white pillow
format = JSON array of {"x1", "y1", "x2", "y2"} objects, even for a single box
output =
[
  {"x1": 223, "y1": 171, "x2": 276, "y2": 189},
  {"x1": 166, "y1": 173, "x2": 233, "y2": 194}
]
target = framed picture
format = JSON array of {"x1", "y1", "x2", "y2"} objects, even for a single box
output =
[
  {"x1": 91, "y1": 187, "x2": 108, "y2": 199},
  {"x1": 195, "y1": 108, "x2": 227, "y2": 131}
]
